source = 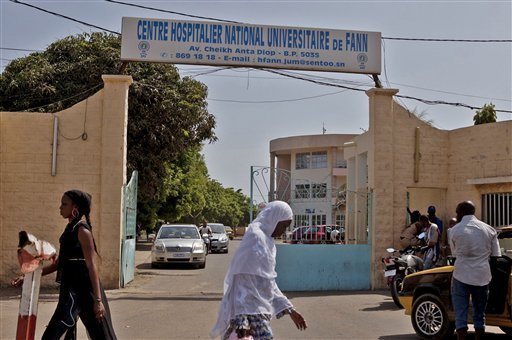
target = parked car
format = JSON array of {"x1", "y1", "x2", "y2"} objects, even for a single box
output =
[
  {"x1": 225, "y1": 226, "x2": 234, "y2": 240},
  {"x1": 208, "y1": 223, "x2": 230, "y2": 253},
  {"x1": 290, "y1": 225, "x2": 340, "y2": 244},
  {"x1": 398, "y1": 225, "x2": 512, "y2": 339},
  {"x1": 151, "y1": 224, "x2": 207, "y2": 269}
]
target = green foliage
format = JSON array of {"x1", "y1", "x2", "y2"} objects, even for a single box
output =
[
  {"x1": 156, "y1": 147, "x2": 252, "y2": 227},
  {"x1": 158, "y1": 146, "x2": 209, "y2": 224},
  {"x1": 473, "y1": 103, "x2": 497, "y2": 125},
  {"x1": 0, "y1": 32, "x2": 217, "y2": 227},
  {"x1": 0, "y1": 32, "x2": 252, "y2": 229}
]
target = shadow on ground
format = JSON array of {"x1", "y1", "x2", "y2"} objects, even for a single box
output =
[
  {"x1": 136, "y1": 242, "x2": 152, "y2": 251},
  {"x1": 360, "y1": 299, "x2": 400, "y2": 311}
]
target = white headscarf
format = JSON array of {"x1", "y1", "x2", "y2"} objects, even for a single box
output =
[{"x1": 210, "y1": 201, "x2": 293, "y2": 338}]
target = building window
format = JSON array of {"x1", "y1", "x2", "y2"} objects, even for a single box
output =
[
  {"x1": 336, "y1": 160, "x2": 347, "y2": 168},
  {"x1": 296, "y1": 153, "x2": 310, "y2": 169},
  {"x1": 294, "y1": 214, "x2": 309, "y2": 227},
  {"x1": 482, "y1": 192, "x2": 512, "y2": 227},
  {"x1": 312, "y1": 183, "x2": 327, "y2": 198},
  {"x1": 311, "y1": 151, "x2": 327, "y2": 168},
  {"x1": 312, "y1": 214, "x2": 326, "y2": 226},
  {"x1": 335, "y1": 213, "x2": 346, "y2": 227},
  {"x1": 295, "y1": 184, "x2": 310, "y2": 199}
]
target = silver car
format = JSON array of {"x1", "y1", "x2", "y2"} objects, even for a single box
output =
[
  {"x1": 208, "y1": 223, "x2": 230, "y2": 253},
  {"x1": 151, "y1": 224, "x2": 207, "y2": 268}
]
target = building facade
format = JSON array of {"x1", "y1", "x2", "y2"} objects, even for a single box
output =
[
  {"x1": 272, "y1": 88, "x2": 511, "y2": 290},
  {"x1": 269, "y1": 134, "x2": 357, "y2": 229},
  {"x1": 0, "y1": 75, "x2": 133, "y2": 288}
]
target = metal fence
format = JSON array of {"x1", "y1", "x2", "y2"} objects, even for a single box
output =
[{"x1": 483, "y1": 192, "x2": 512, "y2": 227}]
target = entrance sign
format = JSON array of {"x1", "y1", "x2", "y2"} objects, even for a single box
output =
[{"x1": 121, "y1": 17, "x2": 381, "y2": 74}]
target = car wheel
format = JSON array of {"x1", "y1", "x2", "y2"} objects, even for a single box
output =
[
  {"x1": 499, "y1": 327, "x2": 512, "y2": 336},
  {"x1": 390, "y1": 274, "x2": 404, "y2": 309},
  {"x1": 411, "y1": 293, "x2": 454, "y2": 339},
  {"x1": 225, "y1": 248, "x2": 229, "y2": 254},
  {"x1": 197, "y1": 260, "x2": 206, "y2": 269},
  {"x1": 151, "y1": 262, "x2": 160, "y2": 269}
]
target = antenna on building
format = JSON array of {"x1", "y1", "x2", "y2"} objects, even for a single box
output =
[{"x1": 322, "y1": 122, "x2": 326, "y2": 134}]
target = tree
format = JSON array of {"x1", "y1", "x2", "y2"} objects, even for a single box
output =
[
  {"x1": 0, "y1": 32, "x2": 217, "y2": 227},
  {"x1": 158, "y1": 146, "x2": 209, "y2": 224},
  {"x1": 157, "y1": 149, "x2": 252, "y2": 227},
  {"x1": 473, "y1": 103, "x2": 497, "y2": 125}
]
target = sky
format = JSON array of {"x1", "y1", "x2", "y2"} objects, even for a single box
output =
[{"x1": 1, "y1": 0, "x2": 511, "y2": 200}]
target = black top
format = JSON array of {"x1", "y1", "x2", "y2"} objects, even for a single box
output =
[{"x1": 57, "y1": 218, "x2": 90, "y2": 286}]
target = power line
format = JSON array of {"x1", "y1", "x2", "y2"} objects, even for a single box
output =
[
  {"x1": 104, "y1": 0, "x2": 241, "y2": 24},
  {"x1": 0, "y1": 47, "x2": 41, "y2": 52},
  {"x1": 394, "y1": 94, "x2": 512, "y2": 113},
  {"x1": 382, "y1": 37, "x2": 512, "y2": 43},
  {"x1": 4, "y1": 2, "x2": 510, "y2": 112},
  {"x1": 9, "y1": 0, "x2": 120, "y2": 35},
  {"x1": 389, "y1": 82, "x2": 511, "y2": 103},
  {"x1": 20, "y1": 83, "x2": 103, "y2": 112},
  {"x1": 104, "y1": 0, "x2": 510, "y2": 43},
  {"x1": 209, "y1": 89, "x2": 352, "y2": 104},
  {"x1": 264, "y1": 68, "x2": 512, "y2": 114}
]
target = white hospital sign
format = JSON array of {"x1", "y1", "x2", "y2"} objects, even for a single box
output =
[{"x1": 121, "y1": 17, "x2": 381, "y2": 74}]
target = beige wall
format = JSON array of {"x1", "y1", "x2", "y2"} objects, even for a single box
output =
[
  {"x1": 0, "y1": 75, "x2": 133, "y2": 288},
  {"x1": 365, "y1": 88, "x2": 512, "y2": 289}
]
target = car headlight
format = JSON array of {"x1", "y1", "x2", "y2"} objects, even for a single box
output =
[
  {"x1": 153, "y1": 243, "x2": 165, "y2": 253},
  {"x1": 193, "y1": 242, "x2": 205, "y2": 252},
  {"x1": 219, "y1": 235, "x2": 228, "y2": 242}
]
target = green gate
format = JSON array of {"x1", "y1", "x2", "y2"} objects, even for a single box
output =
[{"x1": 121, "y1": 171, "x2": 138, "y2": 287}]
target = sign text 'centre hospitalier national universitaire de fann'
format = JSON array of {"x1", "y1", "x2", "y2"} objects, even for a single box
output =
[{"x1": 121, "y1": 17, "x2": 381, "y2": 74}]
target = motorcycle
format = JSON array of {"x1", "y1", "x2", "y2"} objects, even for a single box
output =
[
  {"x1": 382, "y1": 236, "x2": 425, "y2": 309},
  {"x1": 202, "y1": 233, "x2": 211, "y2": 255}
]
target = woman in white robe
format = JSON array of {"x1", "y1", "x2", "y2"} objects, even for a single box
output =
[{"x1": 210, "y1": 201, "x2": 307, "y2": 339}]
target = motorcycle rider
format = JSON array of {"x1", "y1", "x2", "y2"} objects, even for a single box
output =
[
  {"x1": 419, "y1": 215, "x2": 440, "y2": 269},
  {"x1": 399, "y1": 210, "x2": 422, "y2": 249},
  {"x1": 200, "y1": 220, "x2": 213, "y2": 253}
]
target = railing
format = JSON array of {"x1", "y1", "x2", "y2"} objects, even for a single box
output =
[{"x1": 284, "y1": 225, "x2": 345, "y2": 244}]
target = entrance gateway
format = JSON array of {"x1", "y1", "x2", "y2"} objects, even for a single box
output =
[{"x1": 120, "y1": 17, "x2": 381, "y2": 290}]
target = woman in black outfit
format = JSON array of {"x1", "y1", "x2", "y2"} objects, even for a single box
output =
[{"x1": 40, "y1": 189, "x2": 117, "y2": 339}]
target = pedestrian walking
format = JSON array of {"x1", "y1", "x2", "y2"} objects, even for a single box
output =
[
  {"x1": 210, "y1": 201, "x2": 307, "y2": 340},
  {"x1": 448, "y1": 201, "x2": 501, "y2": 340},
  {"x1": 13, "y1": 190, "x2": 117, "y2": 339}
]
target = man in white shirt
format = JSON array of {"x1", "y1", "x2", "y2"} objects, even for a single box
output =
[
  {"x1": 448, "y1": 201, "x2": 501, "y2": 340},
  {"x1": 200, "y1": 221, "x2": 213, "y2": 253},
  {"x1": 330, "y1": 228, "x2": 340, "y2": 243},
  {"x1": 419, "y1": 215, "x2": 439, "y2": 269}
]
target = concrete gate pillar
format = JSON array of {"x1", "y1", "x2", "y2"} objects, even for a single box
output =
[
  {"x1": 366, "y1": 88, "x2": 399, "y2": 289},
  {"x1": 98, "y1": 75, "x2": 133, "y2": 288}
]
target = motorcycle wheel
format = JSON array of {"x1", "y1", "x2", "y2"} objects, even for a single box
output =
[{"x1": 390, "y1": 274, "x2": 405, "y2": 309}]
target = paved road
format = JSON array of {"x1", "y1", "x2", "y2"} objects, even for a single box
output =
[{"x1": 1, "y1": 239, "x2": 507, "y2": 339}]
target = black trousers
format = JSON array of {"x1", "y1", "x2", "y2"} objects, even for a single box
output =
[{"x1": 42, "y1": 285, "x2": 116, "y2": 340}]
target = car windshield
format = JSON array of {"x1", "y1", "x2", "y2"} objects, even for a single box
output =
[
  {"x1": 158, "y1": 227, "x2": 199, "y2": 239},
  {"x1": 210, "y1": 225, "x2": 225, "y2": 233},
  {"x1": 498, "y1": 227, "x2": 512, "y2": 255}
]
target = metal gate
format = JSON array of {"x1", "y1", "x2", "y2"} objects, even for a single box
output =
[
  {"x1": 120, "y1": 171, "x2": 138, "y2": 287},
  {"x1": 251, "y1": 166, "x2": 373, "y2": 290}
]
